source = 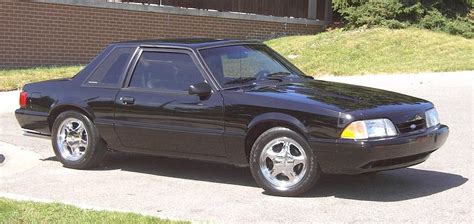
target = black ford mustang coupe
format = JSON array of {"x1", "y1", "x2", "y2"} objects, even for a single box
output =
[{"x1": 16, "y1": 39, "x2": 449, "y2": 196}]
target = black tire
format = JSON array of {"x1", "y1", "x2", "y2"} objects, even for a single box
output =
[
  {"x1": 249, "y1": 127, "x2": 320, "y2": 196},
  {"x1": 51, "y1": 111, "x2": 107, "y2": 169}
]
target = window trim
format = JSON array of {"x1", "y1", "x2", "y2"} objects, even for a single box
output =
[
  {"x1": 123, "y1": 47, "x2": 214, "y2": 94},
  {"x1": 81, "y1": 45, "x2": 139, "y2": 89}
]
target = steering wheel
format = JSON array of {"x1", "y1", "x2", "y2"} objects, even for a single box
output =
[{"x1": 255, "y1": 70, "x2": 271, "y2": 80}]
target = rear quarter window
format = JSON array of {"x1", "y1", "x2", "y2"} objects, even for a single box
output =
[{"x1": 85, "y1": 47, "x2": 135, "y2": 87}]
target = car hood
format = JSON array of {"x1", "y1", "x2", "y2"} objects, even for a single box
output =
[{"x1": 242, "y1": 79, "x2": 432, "y2": 114}]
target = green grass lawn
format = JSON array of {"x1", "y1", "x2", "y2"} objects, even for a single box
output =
[
  {"x1": 0, "y1": 198, "x2": 186, "y2": 224},
  {"x1": 266, "y1": 27, "x2": 474, "y2": 76},
  {"x1": 0, "y1": 66, "x2": 83, "y2": 91}
]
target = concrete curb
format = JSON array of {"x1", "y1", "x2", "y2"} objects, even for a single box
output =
[
  {"x1": 318, "y1": 70, "x2": 474, "y2": 79},
  {"x1": 0, "y1": 141, "x2": 180, "y2": 221},
  {"x1": 0, "y1": 142, "x2": 41, "y2": 178}
]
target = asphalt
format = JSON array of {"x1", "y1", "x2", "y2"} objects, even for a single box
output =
[{"x1": 0, "y1": 71, "x2": 472, "y2": 223}]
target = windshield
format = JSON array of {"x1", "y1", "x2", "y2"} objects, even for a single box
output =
[{"x1": 199, "y1": 44, "x2": 302, "y2": 87}]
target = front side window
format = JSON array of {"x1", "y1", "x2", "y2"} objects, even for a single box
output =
[
  {"x1": 199, "y1": 45, "x2": 301, "y2": 87},
  {"x1": 86, "y1": 47, "x2": 135, "y2": 87},
  {"x1": 129, "y1": 51, "x2": 204, "y2": 91}
]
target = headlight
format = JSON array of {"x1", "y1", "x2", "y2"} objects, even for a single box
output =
[
  {"x1": 425, "y1": 108, "x2": 440, "y2": 128},
  {"x1": 341, "y1": 119, "x2": 398, "y2": 140}
]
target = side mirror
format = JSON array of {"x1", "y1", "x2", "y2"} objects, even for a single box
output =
[{"x1": 188, "y1": 82, "x2": 212, "y2": 98}]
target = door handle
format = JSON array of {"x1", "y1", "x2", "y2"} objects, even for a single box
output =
[{"x1": 120, "y1": 96, "x2": 135, "y2": 105}]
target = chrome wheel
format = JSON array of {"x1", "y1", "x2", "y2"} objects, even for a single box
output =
[
  {"x1": 56, "y1": 118, "x2": 88, "y2": 161},
  {"x1": 259, "y1": 137, "x2": 307, "y2": 190}
]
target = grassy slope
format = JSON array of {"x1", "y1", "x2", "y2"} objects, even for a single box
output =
[
  {"x1": 266, "y1": 28, "x2": 474, "y2": 76},
  {"x1": 0, "y1": 66, "x2": 83, "y2": 91},
  {"x1": 0, "y1": 198, "x2": 186, "y2": 224}
]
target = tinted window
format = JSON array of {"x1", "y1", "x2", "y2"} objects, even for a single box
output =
[
  {"x1": 200, "y1": 45, "x2": 298, "y2": 87},
  {"x1": 86, "y1": 47, "x2": 135, "y2": 86},
  {"x1": 129, "y1": 51, "x2": 204, "y2": 91}
]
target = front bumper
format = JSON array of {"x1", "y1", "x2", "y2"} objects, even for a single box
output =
[{"x1": 311, "y1": 124, "x2": 449, "y2": 174}]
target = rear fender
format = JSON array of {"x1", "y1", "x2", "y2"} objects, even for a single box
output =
[{"x1": 48, "y1": 98, "x2": 95, "y2": 128}]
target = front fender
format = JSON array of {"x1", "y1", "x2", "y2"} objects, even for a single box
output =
[{"x1": 247, "y1": 112, "x2": 308, "y2": 137}]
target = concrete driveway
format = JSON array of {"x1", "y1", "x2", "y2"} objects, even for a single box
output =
[{"x1": 0, "y1": 72, "x2": 472, "y2": 222}]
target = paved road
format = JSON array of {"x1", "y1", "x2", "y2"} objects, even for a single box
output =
[{"x1": 0, "y1": 72, "x2": 472, "y2": 223}]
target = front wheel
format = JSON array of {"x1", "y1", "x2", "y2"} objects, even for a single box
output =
[
  {"x1": 51, "y1": 111, "x2": 107, "y2": 169},
  {"x1": 249, "y1": 127, "x2": 320, "y2": 196}
]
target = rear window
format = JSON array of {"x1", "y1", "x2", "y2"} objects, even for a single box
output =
[{"x1": 86, "y1": 47, "x2": 135, "y2": 87}]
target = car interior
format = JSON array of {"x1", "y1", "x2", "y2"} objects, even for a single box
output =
[{"x1": 130, "y1": 52, "x2": 204, "y2": 91}]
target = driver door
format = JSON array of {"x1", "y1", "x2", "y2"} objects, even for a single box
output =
[{"x1": 114, "y1": 48, "x2": 226, "y2": 157}]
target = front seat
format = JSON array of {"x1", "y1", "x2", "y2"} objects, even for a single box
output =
[{"x1": 146, "y1": 63, "x2": 178, "y2": 90}]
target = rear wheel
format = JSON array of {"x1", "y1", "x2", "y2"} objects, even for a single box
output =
[
  {"x1": 249, "y1": 127, "x2": 320, "y2": 196},
  {"x1": 51, "y1": 111, "x2": 107, "y2": 169}
]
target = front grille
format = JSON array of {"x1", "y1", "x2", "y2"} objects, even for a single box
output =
[{"x1": 396, "y1": 118, "x2": 426, "y2": 134}]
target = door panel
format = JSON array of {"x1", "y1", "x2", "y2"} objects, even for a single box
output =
[
  {"x1": 114, "y1": 89, "x2": 225, "y2": 156},
  {"x1": 114, "y1": 89, "x2": 178, "y2": 152},
  {"x1": 171, "y1": 93, "x2": 225, "y2": 157}
]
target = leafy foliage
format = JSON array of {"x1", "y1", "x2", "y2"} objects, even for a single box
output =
[{"x1": 333, "y1": 0, "x2": 474, "y2": 38}]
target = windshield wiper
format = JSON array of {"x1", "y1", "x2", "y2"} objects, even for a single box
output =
[
  {"x1": 261, "y1": 72, "x2": 293, "y2": 82},
  {"x1": 266, "y1": 72, "x2": 313, "y2": 80},
  {"x1": 224, "y1": 77, "x2": 256, "y2": 85},
  {"x1": 266, "y1": 72, "x2": 292, "y2": 78}
]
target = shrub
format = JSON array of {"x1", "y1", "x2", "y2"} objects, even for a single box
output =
[
  {"x1": 418, "y1": 9, "x2": 450, "y2": 30},
  {"x1": 340, "y1": 0, "x2": 404, "y2": 29},
  {"x1": 333, "y1": 0, "x2": 474, "y2": 38}
]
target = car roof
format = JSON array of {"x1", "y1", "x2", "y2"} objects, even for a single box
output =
[{"x1": 111, "y1": 38, "x2": 262, "y2": 49}]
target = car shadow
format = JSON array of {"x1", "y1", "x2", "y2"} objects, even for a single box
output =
[
  {"x1": 45, "y1": 153, "x2": 468, "y2": 201},
  {"x1": 304, "y1": 169, "x2": 468, "y2": 201},
  {"x1": 98, "y1": 153, "x2": 258, "y2": 187}
]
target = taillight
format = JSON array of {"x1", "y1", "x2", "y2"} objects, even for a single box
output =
[{"x1": 19, "y1": 91, "x2": 28, "y2": 108}]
